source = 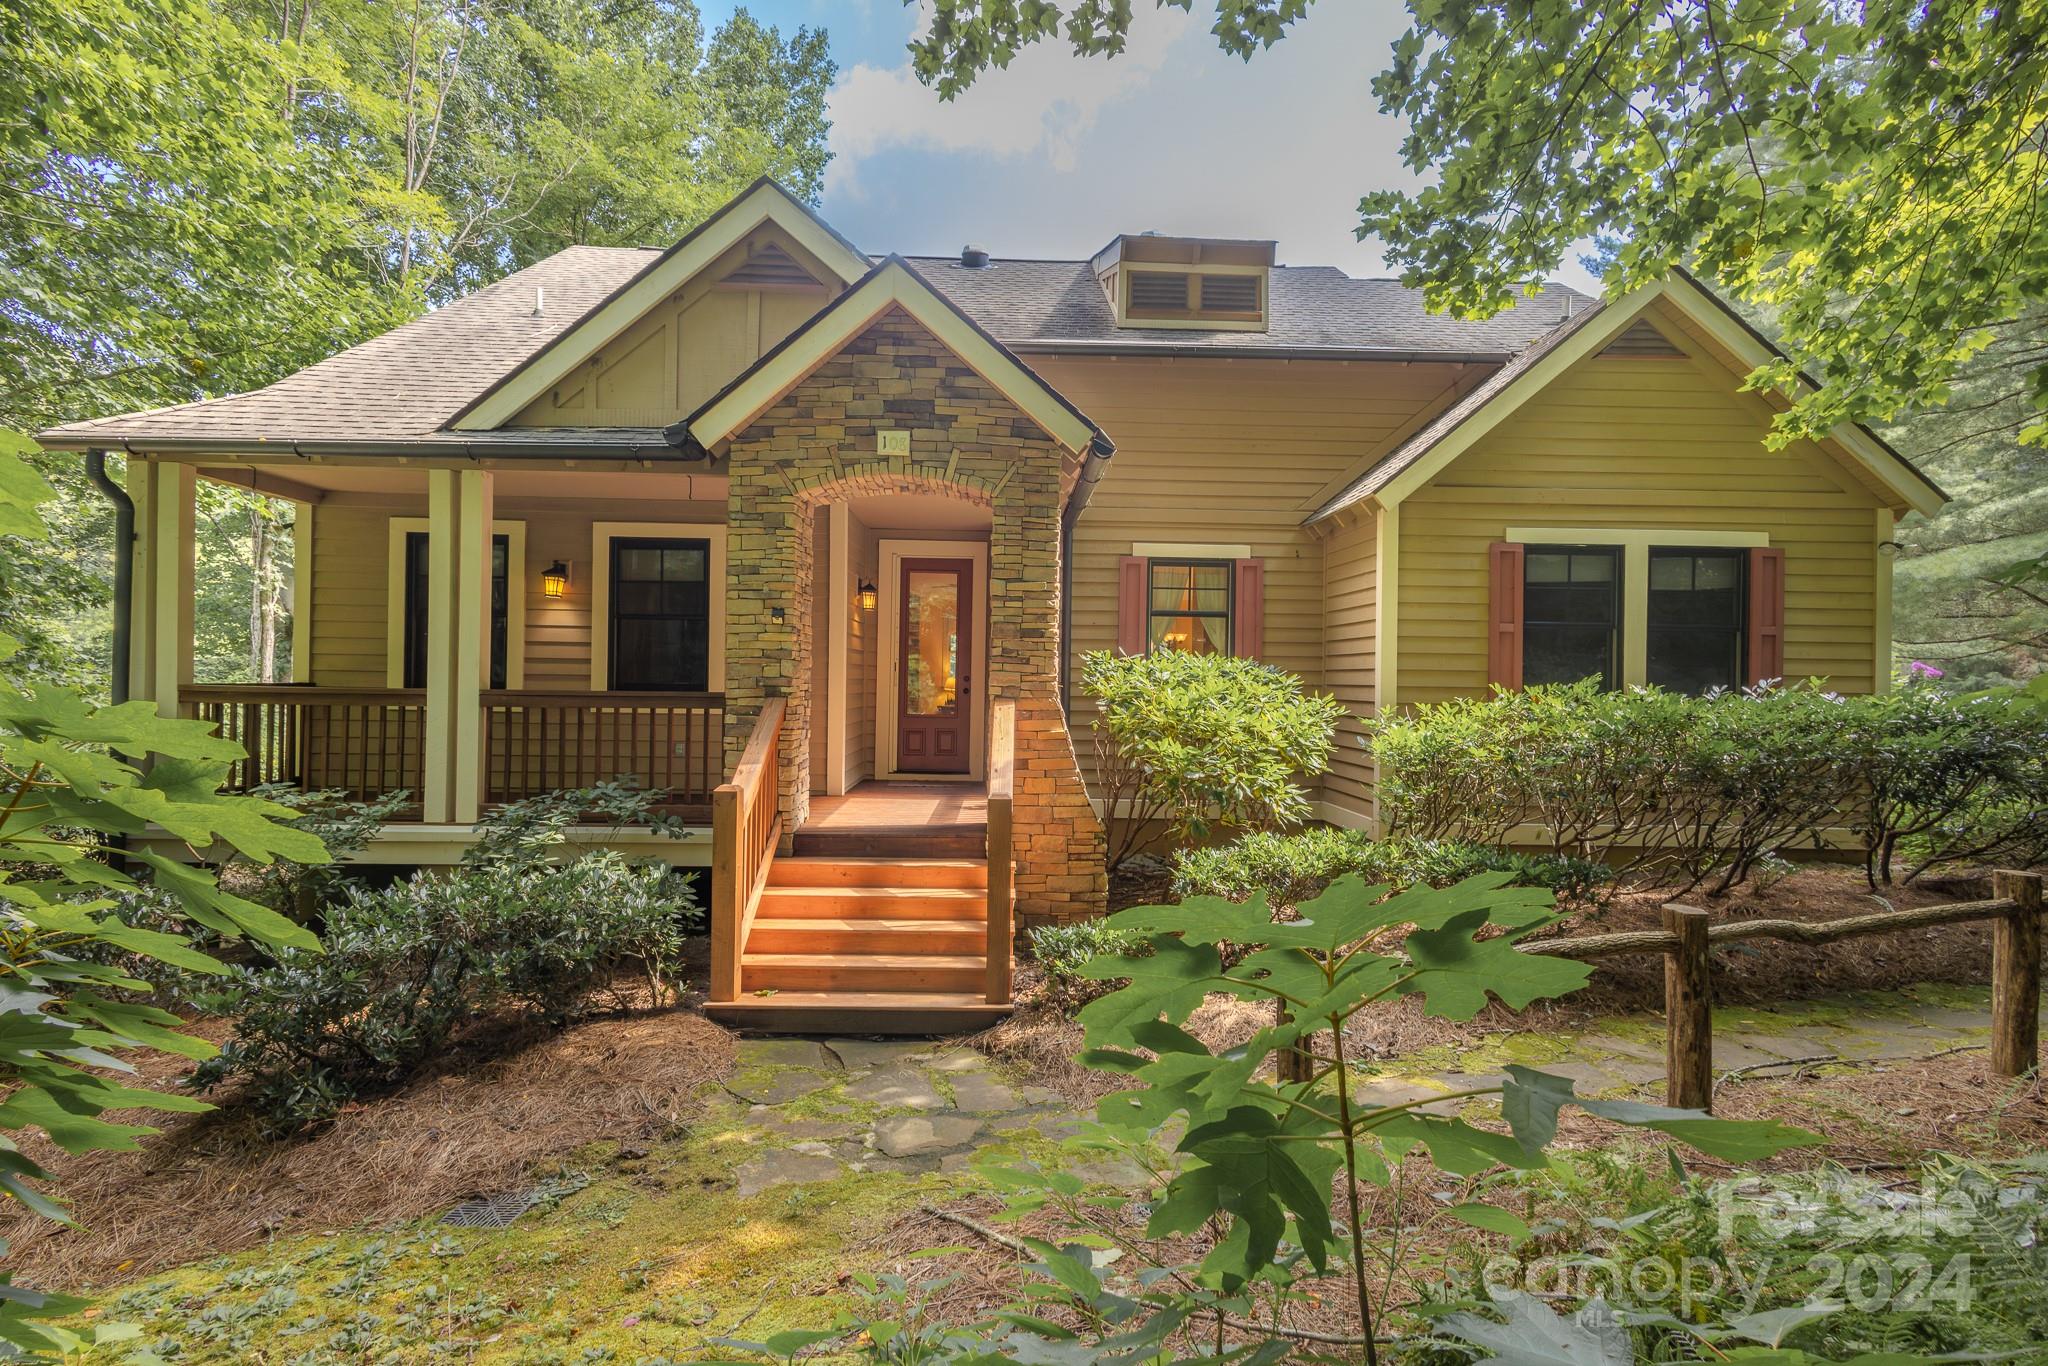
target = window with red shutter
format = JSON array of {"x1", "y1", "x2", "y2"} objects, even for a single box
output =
[{"x1": 1231, "y1": 558, "x2": 1263, "y2": 658}]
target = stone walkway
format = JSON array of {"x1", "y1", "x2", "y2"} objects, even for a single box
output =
[
  {"x1": 716, "y1": 986, "x2": 2014, "y2": 1194},
  {"x1": 722, "y1": 1038, "x2": 1080, "y2": 1198},
  {"x1": 1370, "y1": 987, "x2": 2006, "y2": 1113}
]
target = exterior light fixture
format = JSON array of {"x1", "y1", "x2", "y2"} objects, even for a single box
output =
[
  {"x1": 542, "y1": 560, "x2": 569, "y2": 597},
  {"x1": 857, "y1": 580, "x2": 878, "y2": 612}
]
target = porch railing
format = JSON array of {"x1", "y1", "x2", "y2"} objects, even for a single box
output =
[
  {"x1": 710, "y1": 698, "x2": 785, "y2": 1003},
  {"x1": 185, "y1": 686, "x2": 724, "y2": 820},
  {"x1": 482, "y1": 690, "x2": 724, "y2": 809},
  {"x1": 985, "y1": 698, "x2": 1016, "y2": 1005},
  {"x1": 184, "y1": 685, "x2": 426, "y2": 811}
]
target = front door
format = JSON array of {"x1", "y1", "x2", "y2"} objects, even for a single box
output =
[{"x1": 896, "y1": 557, "x2": 972, "y2": 774}]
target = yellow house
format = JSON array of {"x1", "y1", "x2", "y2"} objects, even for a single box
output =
[{"x1": 38, "y1": 180, "x2": 1946, "y2": 1031}]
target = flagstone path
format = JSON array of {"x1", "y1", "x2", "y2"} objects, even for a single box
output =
[{"x1": 715, "y1": 984, "x2": 2011, "y2": 1195}]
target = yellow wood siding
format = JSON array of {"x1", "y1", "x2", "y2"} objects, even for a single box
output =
[
  {"x1": 308, "y1": 505, "x2": 390, "y2": 686},
  {"x1": 1397, "y1": 314, "x2": 1888, "y2": 705},
  {"x1": 1321, "y1": 510, "x2": 1377, "y2": 817},
  {"x1": 1044, "y1": 358, "x2": 1459, "y2": 642},
  {"x1": 309, "y1": 497, "x2": 723, "y2": 689},
  {"x1": 1039, "y1": 356, "x2": 1464, "y2": 801}
]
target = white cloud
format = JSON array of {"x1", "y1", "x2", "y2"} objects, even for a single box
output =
[{"x1": 825, "y1": 5, "x2": 1195, "y2": 193}]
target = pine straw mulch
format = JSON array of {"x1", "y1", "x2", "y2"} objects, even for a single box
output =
[
  {"x1": 864, "y1": 1044, "x2": 2048, "y2": 1348},
  {"x1": 987, "y1": 862, "x2": 2019, "y2": 1105},
  {"x1": 0, "y1": 1001, "x2": 735, "y2": 1289}
]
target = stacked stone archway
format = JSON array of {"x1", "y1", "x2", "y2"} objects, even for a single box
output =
[{"x1": 721, "y1": 308, "x2": 1106, "y2": 922}]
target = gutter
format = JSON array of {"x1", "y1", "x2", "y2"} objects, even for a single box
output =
[
  {"x1": 83, "y1": 450, "x2": 134, "y2": 705},
  {"x1": 1058, "y1": 433, "x2": 1116, "y2": 716},
  {"x1": 36, "y1": 435, "x2": 707, "y2": 462}
]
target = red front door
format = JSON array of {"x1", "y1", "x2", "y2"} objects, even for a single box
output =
[{"x1": 896, "y1": 557, "x2": 972, "y2": 774}]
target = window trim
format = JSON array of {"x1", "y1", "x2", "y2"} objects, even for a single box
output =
[
  {"x1": 385, "y1": 517, "x2": 526, "y2": 690},
  {"x1": 1505, "y1": 527, "x2": 1768, "y2": 688},
  {"x1": 605, "y1": 535, "x2": 716, "y2": 693},
  {"x1": 589, "y1": 521, "x2": 726, "y2": 693},
  {"x1": 1144, "y1": 556, "x2": 1235, "y2": 656}
]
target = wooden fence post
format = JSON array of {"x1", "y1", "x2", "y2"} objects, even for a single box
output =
[
  {"x1": 1990, "y1": 870, "x2": 2044, "y2": 1078},
  {"x1": 1663, "y1": 905, "x2": 1713, "y2": 1112}
]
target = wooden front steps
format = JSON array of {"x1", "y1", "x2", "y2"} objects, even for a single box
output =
[{"x1": 704, "y1": 855, "x2": 1011, "y2": 1035}]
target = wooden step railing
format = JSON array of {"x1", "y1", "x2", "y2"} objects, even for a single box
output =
[
  {"x1": 985, "y1": 698, "x2": 1016, "y2": 1005},
  {"x1": 482, "y1": 690, "x2": 723, "y2": 809},
  {"x1": 710, "y1": 698, "x2": 786, "y2": 1003}
]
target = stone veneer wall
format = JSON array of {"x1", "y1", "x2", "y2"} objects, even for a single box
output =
[{"x1": 722, "y1": 306, "x2": 1106, "y2": 922}]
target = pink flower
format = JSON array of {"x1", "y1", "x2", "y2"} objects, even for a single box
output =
[
  {"x1": 1906, "y1": 660, "x2": 1945, "y2": 679},
  {"x1": 623, "y1": 1315, "x2": 641, "y2": 1328}
]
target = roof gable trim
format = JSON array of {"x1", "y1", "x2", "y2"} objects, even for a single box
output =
[
  {"x1": 449, "y1": 179, "x2": 869, "y2": 433},
  {"x1": 680, "y1": 256, "x2": 1105, "y2": 457}
]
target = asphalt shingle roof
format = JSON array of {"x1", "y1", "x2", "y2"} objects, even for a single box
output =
[
  {"x1": 903, "y1": 256, "x2": 1589, "y2": 356},
  {"x1": 38, "y1": 246, "x2": 658, "y2": 449},
  {"x1": 37, "y1": 240, "x2": 1589, "y2": 451}
]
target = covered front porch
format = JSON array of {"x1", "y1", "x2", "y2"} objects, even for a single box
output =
[{"x1": 130, "y1": 456, "x2": 732, "y2": 848}]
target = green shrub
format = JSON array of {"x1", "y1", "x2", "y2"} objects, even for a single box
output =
[
  {"x1": 1370, "y1": 679, "x2": 2048, "y2": 893},
  {"x1": 1170, "y1": 828, "x2": 1611, "y2": 909},
  {"x1": 1026, "y1": 920, "x2": 1148, "y2": 1004},
  {"x1": 1081, "y1": 649, "x2": 1345, "y2": 872},
  {"x1": 199, "y1": 853, "x2": 696, "y2": 1131}
]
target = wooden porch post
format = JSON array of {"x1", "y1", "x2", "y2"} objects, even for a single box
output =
[
  {"x1": 421, "y1": 469, "x2": 495, "y2": 824},
  {"x1": 290, "y1": 503, "x2": 315, "y2": 684},
  {"x1": 133, "y1": 460, "x2": 195, "y2": 717}
]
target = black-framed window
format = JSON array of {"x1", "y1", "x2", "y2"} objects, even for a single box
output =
[
  {"x1": 402, "y1": 531, "x2": 509, "y2": 689},
  {"x1": 1147, "y1": 559, "x2": 1231, "y2": 655},
  {"x1": 1647, "y1": 549, "x2": 1746, "y2": 695},
  {"x1": 608, "y1": 537, "x2": 710, "y2": 691},
  {"x1": 1523, "y1": 546, "x2": 1621, "y2": 688}
]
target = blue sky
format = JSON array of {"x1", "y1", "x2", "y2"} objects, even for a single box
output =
[{"x1": 706, "y1": 1, "x2": 1600, "y2": 291}]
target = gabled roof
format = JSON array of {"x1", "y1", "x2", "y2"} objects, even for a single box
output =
[
  {"x1": 449, "y1": 178, "x2": 871, "y2": 432},
  {"x1": 679, "y1": 256, "x2": 1111, "y2": 459},
  {"x1": 1305, "y1": 277, "x2": 1949, "y2": 524},
  {"x1": 34, "y1": 247, "x2": 658, "y2": 453}
]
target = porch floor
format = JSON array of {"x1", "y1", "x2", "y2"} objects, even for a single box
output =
[{"x1": 804, "y1": 781, "x2": 988, "y2": 831}]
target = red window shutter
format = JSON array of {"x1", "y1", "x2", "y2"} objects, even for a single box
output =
[
  {"x1": 1232, "y1": 558, "x2": 1265, "y2": 658},
  {"x1": 1117, "y1": 555, "x2": 1147, "y2": 654},
  {"x1": 1488, "y1": 541, "x2": 1525, "y2": 690},
  {"x1": 1747, "y1": 546, "x2": 1786, "y2": 685}
]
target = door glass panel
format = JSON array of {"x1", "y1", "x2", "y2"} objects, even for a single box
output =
[{"x1": 904, "y1": 569, "x2": 960, "y2": 716}]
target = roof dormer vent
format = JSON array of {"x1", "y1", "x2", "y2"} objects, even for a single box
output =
[
  {"x1": 1090, "y1": 233, "x2": 1275, "y2": 332},
  {"x1": 960, "y1": 244, "x2": 991, "y2": 269}
]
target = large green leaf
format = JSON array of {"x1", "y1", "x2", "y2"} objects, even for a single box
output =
[
  {"x1": 1500, "y1": 1067, "x2": 1825, "y2": 1161},
  {"x1": 138, "y1": 854, "x2": 322, "y2": 951},
  {"x1": 1402, "y1": 911, "x2": 1592, "y2": 1018},
  {"x1": 1154, "y1": 1106, "x2": 1336, "y2": 1280},
  {"x1": 1077, "y1": 935, "x2": 1220, "y2": 1047}
]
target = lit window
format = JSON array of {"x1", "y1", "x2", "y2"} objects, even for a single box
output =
[{"x1": 1146, "y1": 559, "x2": 1232, "y2": 655}]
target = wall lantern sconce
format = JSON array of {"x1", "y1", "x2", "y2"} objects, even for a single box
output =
[
  {"x1": 542, "y1": 560, "x2": 570, "y2": 598},
  {"x1": 857, "y1": 580, "x2": 878, "y2": 613}
]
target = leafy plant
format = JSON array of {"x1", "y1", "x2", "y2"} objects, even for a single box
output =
[
  {"x1": 1027, "y1": 920, "x2": 1147, "y2": 1006},
  {"x1": 464, "y1": 778, "x2": 685, "y2": 872},
  {"x1": 1172, "y1": 828, "x2": 1611, "y2": 911},
  {"x1": 936, "y1": 874, "x2": 1824, "y2": 1363},
  {"x1": 1081, "y1": 650, "x2": 1344, "y2": 873},
  {"x1": 198, "y1": 852, "x2": 695, "y2": 1131},
  {"x1": 0, "y1": 447, "x2": 327, "y2": 1354}
]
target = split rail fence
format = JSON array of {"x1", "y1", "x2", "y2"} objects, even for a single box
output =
[{"x1": 1519, "y1": 869, "x2": 2046, "y2": 1110}]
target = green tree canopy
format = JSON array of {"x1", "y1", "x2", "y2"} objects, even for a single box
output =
[{"x1": 3, "y1": 0, "x2": 834, "y2": 689}]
